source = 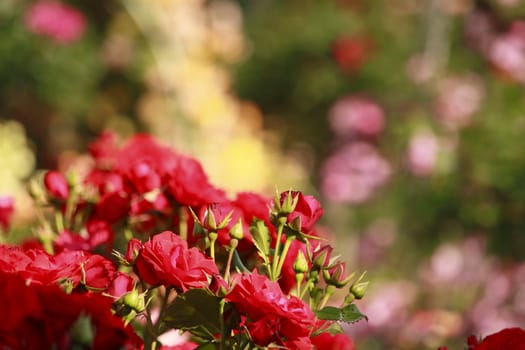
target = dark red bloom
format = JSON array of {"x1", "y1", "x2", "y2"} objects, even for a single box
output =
[
  {"x1": 0, "y1": 271, "x2": 142, "y2": 349},
  {"x1": 132, "y1": 231, "x2": 219, "y2": 291},
  {"x1": 332, "y1": 35, "x2": 373, "y2": 73},
  {"x1": 471, "y1": 327, "x2": 525, "y2": 350}
]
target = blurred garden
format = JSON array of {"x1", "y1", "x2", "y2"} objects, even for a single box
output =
[{"x1": 2, "y1": 0, "x2": 525, "y2": 349}]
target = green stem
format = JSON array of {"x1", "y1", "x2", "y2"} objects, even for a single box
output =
[
  {"x1": 275, "y1": 236, "x2": 295, "y2": 279},
  {"x1": 271, "y1": 220, "x2": 285, "y2": 280},
  {"x1": 209, "y1": 232, "x2": 218, "y2": 261},
  {"x1": 179, "y1": 206, "x2": 188, "y2": 241},
  {"x1": 294, "y1": 273, "x2": 304, "y2": 297},
  {"x1": 299, "y1": 274, "x2": 317, "y2": 300},
  {"x1": 219, "y1": 299, "x2": 226, "y2": 350},
  {"x1": 318, "y1": 285, "x2": 336, "y2": 309},
  {"x1": 224, "y1": 239, "x2": 238, "y2": 282},
  {"x1": 64, "y1": 187, "x2": 77, "y2": 230}
]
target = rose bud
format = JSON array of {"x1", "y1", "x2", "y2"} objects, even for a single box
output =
[
  {"x1": 323, "y1": 262, "x2": 354, "y2": 288},
  {"x1": 350, "y1": 271, "x2": 368, "y2": 299},
  {"x1": 44, "y1": 170, "x2": 70, "y2": 200},
  {"x1": 293, "y1": 250, "x2": 309, "y2": 274},
  {"x1": 122, "y1": 289, "x2": 145, "y2": 313},
  {"x1": 310, "y1": 244, "x2": 333, "y2": 270}
]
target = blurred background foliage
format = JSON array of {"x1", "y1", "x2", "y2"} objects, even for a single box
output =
[{"x1": 2, "y1": 0, "x2": 525, "y2": 349}]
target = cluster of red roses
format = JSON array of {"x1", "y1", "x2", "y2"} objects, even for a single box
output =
[{"x1": 0, "y1": 133, "x2": 365, "y2": 349}]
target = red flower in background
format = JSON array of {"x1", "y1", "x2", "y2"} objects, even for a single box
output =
[
  {"x1": 24, "y1": 0, "x2": 87, "y2": 44},
  {"x1": 439, "y1": 328, "x2": 525, "y2": 350},
  {"x1": 0, "y1": 196, "x2": 14, "y2": 232},
  {"x1": 132, "y1": 231, "x2": 218, "y2": 291},
  {"x1": 471, "y1": 327, "x2": 525, "y2": 350},
  {"x1": 332, "y1": 35, "x2": 374, "y2": 73}
]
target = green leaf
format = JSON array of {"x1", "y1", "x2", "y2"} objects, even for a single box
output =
[
  {"x1": 315, "y1": 304, "x2": 368, "y2": 324},
  {"x1": 311, "y1": 322, "x2": 344, "y2": 337},
  {"x1": 163, "y1": 289, "x2": 222, "y2": 340},
  {"x1": 250, "y1": 219, "x2": 271, "y2": 261},
  {"x1": 195, "y1": 343, "x2": 216, "y2": 350},
  {"x1": 233, "y1": 250, "x2": 250, "y2": 273},
  {"x1": 341, "y1": 304, "x2": 368, "y2": 323}
]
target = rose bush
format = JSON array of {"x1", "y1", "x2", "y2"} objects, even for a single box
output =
[{"x1": 0, "y1": 133, "x2": 368, "y2": 349}]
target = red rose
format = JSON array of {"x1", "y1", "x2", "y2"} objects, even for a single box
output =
[
  {"x1": 277, "y1": 191, "x2": 323, "y2": 233},
  {"x1": 44, "y1": 171, "x2": 69, "y2": 200},
  {"x1": 54, "y1": 219, "x2": 114, "y2": 253},
  {"x1": 233, "y1": 192, "x2": 271, "y2": 225},
  {"x1": 311, "y1": 332, "x2": 355, "y2": 350},
  {"x1": 168, "y1": 155, "x2": 226, "y2": 207},
  {"x1": 0, "y1": 271, "x2": 142, "y2": 349},
  {"x1": 133, "y1": 231, "x2": 219, "y2": 291},
  {"x1": 114, "y1": 134, "x2": 178, "y2": 192},
  {"x1": 106, "y1": 272, "x2": 135, "y2": 298},
  {"x1": 472, "y1": 327, "x2": 525, "y2": 350},
  {"x1": 88, "y1": 131, "x2": 119, "y2": 168},
  {"x1": 0, "y1": 196, "x2": 14, "y2": 232},
  {"x1": 93, "y1": 191, "x2": 130, "y2": 224},
  {"x1": 332, "y1": 35, "x2": 373, "y2": 73},
  {"x1": 0, "y1": 245, "x2": 116, "y2": 291},
  {"x1": 226, "y1": 271, "x2": 315, "y2": 346}
]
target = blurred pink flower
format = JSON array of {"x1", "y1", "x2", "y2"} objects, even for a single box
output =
[
  {"x1": 360, "y1": 281, "x2": 417, "y2": 329},
  {"x1": 358, "y1": 219, "x2": 397, "y2": 267},
  {"x1": 0, "y1": 196, "x2": 14, "y2": 232},
  {"x1": 434, "y1": 74, "x2": 485, "y2": 129},
  {"x1": 488, "y1": 21, "x2": 525, "y2": 84},
  {"x1": 463, "y1": 10, "x2": 496, "y2": 54},
  {"x1": 320, "y1": 142, "x2": 391, "y2": 203},
  {"x1": 328, "y1": 95, "x2": 385, "y2": 138},
  {"x1": 406, "y1": 131, "x2": 439, "y2": 177},
  {"x1": 24, "y1": 0, "x2": 87, "y2": 44}
]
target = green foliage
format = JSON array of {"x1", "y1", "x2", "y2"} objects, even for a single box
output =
[
  {"x1": 315, "y1": 304, "x2": 368, "y2": 324},
  {"x1": 164, "y1": 289, "x2": 223, "y2": 340}
]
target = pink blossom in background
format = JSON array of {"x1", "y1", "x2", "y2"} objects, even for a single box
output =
[
  {"x1": 488, "y1": 21, "x2": 525, "y2": 84},
  {"x1": 463, "y1": 10, "x2": 496, "y2": 54},
  {"x1": 434, "y1": 74, "x2": 485, "y2": 129},
  {"x1": 320, "y1": 142, "x2": 391, "y2": 203},
  {"x1": 328, "y1": 95, "x2": 385, "y2": 138},
  {"x1": 24, "y1": 0, "x2": 87, "y2": 44},
  {"x1": 406, "y1": 131, "x2": 439, "y2": 177},
  {"x1": 0, "y1": 196, "x2": 14, "y2": 232}
]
